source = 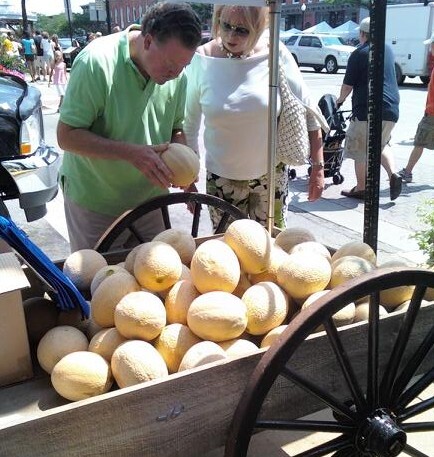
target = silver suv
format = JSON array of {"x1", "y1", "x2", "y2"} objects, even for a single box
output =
[
  {"x1": 0, "y1": 72, "x2": 60, "y2": 221},
  {"x1": 284, "y1": 34, "x2": 356, "y2": 74}
]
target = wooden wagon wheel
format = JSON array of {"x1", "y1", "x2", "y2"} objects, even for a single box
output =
[
  {"x1": 225, "y1": 267, "x2": 434, "y2": 457},
  {"x1": 94, "y1": 192, "x2": 247, "y2": 253}
]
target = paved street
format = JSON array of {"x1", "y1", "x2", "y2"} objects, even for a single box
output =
[{"x1": 5, "y1": 69, "x2": 432, "y2": 265}]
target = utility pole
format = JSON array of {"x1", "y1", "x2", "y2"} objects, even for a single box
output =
[{"x1": 105, "y1": 0, "x2": 112, "y2": 34}]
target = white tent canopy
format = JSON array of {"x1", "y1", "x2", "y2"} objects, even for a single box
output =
[
  {"x1": 302, "y1": 21, "x2": 333, "y2": 34},
  {"x1": 332, "y1": 20, "x2": 359, "y2": 40},
  {"x1": 280, "y1": 28, "x2": 300, "y2": 39}
]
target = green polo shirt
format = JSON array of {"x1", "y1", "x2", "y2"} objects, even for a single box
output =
[{"x1": 59, "y1": 26, "x2": 187, "y2": 216}]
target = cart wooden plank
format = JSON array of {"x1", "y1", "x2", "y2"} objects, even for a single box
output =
[{"x1": 0, "y1": 304, "x2": 432, "y2": 457}]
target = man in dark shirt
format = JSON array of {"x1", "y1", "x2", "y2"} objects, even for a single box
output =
[
  {"x1": 33, "y1": 30, "x2": 45, "y2": 81},
  {"x1": 337, "y1": 17, "x2": 402, "y2": 201}
]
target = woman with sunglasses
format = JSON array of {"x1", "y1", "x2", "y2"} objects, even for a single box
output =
[{"x1": 184, "y1": 5, "x2": 326, "y2": 228}]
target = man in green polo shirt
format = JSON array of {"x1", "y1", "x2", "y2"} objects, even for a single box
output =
[{"x1": 57, "y1": 2, "x2": 202, "y2": 252}]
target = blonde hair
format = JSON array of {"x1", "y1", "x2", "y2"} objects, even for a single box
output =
[{"x1": 211, "y1": 5, "x2": 268, "y2": 52}]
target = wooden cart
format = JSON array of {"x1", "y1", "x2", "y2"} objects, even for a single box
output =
[{"x1": 0, "y1": 240, "x2": 433, "y2": 457}]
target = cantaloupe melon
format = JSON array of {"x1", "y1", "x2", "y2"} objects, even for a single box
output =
[
  {"x1": 260, "y1": 325, "x2": 287, "y2": 349},
  {"x1": 187, "y1": 291, "x2": 248, "y2": 342},
  {"x1": 154, "y1": 323, "x2": 201, "y2": 373},
  {"x1": 51, "y1": 351, "x2": 113, "y2": 401},
  {"x1": 114, "y1": 291, "x2": 166, "y2": 341},
  {"x1": 378, "y1": 260, "x2": 415, "y2": 308},
  {"x1": 153, "y1": 228, "x2": 196, "y2": 265},
  {"x1": 160, "y1": 143, "x2": 200, "y2": 187},
  {"x1": 165, "y1": 279, "x2": 200, "y2": 325},
  {"x1": 302, "y1": 290, "x2": 355, "y2": 329},
  {"x1": 111, "y1": 340, "x2": 168, "y2": 388},
  {"x1": 290, "y1": 241, "x2": 332, "y2": 262},
  {"x1": 37, "y1": 325, "x2": 89, "y2": 374},
  {"x1": 218, "y1": 338, "x2": 259, "y2": 357},
  {"x1": 134, "y1": 241, "x2": 182, "y2": 292},
  {"x1": 124, "y1": 244, "x2": 143, "y2": 274},
  {"x1": 63, "y1": 249, "x2": 108, "y2": 292},
  {"x1": 274, "y1": 227, "x2": 316, "y2": 253},
  {"x1": 158, "y1": 264, "x2": 192, "y2": 300},
  {"x1": 277, "y1": 252, "x2": 331, "y2": 302},
  {"x1": 331, "y1": 241, "x2": 377, "y2": 266},
  {"x1": 224, "y1": 219, "x2": 272, "y2": 274},
  {"x1": 190, "y1": 239, "x2": 240, "y2": 294},
  {"x1": 178, "y1": 341, "x2": 227, "y2": 371},
  {"x1": 354, "y1": 302, "x2": 388, "y2": 322},
  {"x1": 88, "y1": 327, "x2": 127, "y2": 362},
  {"x1": 90, "y1": 265, "x2": 130, "y2": 296},
  {"x1": 249, "y1": 246, "x2": 289, "y2": 285},
  {"x1": 329, "y1": 255, "x2": 375, "y2": 289},
  {"x1": 91, "y1": 272, "x2": 141, "y2": 328},
  {"x1": 241, "y1": 281, "x2": 289, "y2": 335}
]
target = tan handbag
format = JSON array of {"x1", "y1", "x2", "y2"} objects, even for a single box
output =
[{"x1": 276, "y1": 65, "x2": 310, "y2": 166}]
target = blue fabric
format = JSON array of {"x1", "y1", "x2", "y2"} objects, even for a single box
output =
[
  {"x1": 343, "y1": 42, "x2": 399, "y2": 122},
  {"x1": 0, "y1": 216, "x2": 89, "y2": 318}
]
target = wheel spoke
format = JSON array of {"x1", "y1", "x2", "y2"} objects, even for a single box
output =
[
  {"x1": 399, "y1": 396, "x2": 434, "y2": 422},
  {"x1": 401, "y1": 421, "x2": 434, "y2": 432},
  {"x1": 396, "y1": 367, "x2": 434, "y2": 410},
  {"x1": 403, "y1": 443, "x2": 430, "y2": 457},
  {"x1": 255, "y1": 419, "x2": 354, "y2": 433},
  {"x1": 367, "y1": 292, "x2": 380, "y2": 409},
  {"x1": 324, "y1": 317, "x2": 366, "y2": 412},
  {"x1": 380, "y1": 285, "x2": 426, "y2": 405},
  {"x1": 294, "y1": 435, "x2": 353, "y2": 457},
  {"x1": 390, "y1": 324, "x2": 434, "y2": 403},
  {"x1": 281, "y1": 367, "x2": 357, "y2": 422}
]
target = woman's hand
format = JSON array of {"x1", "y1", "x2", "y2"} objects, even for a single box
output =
[{"x1": 308, "y1": 166, "x2": 324, "y2": 201}]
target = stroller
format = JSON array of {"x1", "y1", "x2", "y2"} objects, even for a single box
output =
[{"x1": 308, "y1": 93, "x2": 349, "y2": 185}]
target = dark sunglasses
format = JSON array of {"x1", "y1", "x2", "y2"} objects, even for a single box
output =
[{"x1": 220, "y1": 21, "x2": 250, "y2": 37}]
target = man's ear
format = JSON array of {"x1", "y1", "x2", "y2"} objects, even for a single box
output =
[{"x1": 143, "y1": 33, "x2": 152, "y2": 50}]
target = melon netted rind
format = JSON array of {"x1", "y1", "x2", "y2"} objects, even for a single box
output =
[
  {"x1": 224, "y1": 219, "x2": 272, "y2": 275},
  {"x1": 187, "y1": 291, "x2": 248, "y2": 342},
  {"x1": 114, "y1": 290, "x2": 166, "y2": 341},
  {"x1": 331, "y1": 241, "x2": 377, "y2": 266},
  {"x1": 178, "y1": 340, "x2": 227, "y2": 372},
  {"x1": 63, "y1": 249, "x2": 108, "y2": 292},
  {"x1": 134, "y1": 241, "x2": 183, "y2": 292},
  {"x1": 37, "y1": 325, "x2": 89, "y2": 374},
  {"x1": 154, "y1": 323, "x2": 201, "y2": 373},
  {"x1": 51, "y1": 351, "x2": 113, "y2": 402},
  {"x1": 111, "y1": 340, "x2": 169, "y2": 388},
  {"x1": 190, "y1": 239, "x2": 241, "y2": 294},
  {"x1": 274, "y1": 227, "x2": 316, "y2": 253},
  {"x1": 153, "y1": 228, "x2": 196, "y2": 266},
  {"x1": 160, "y1": 143, "x2": 200, "y2": 187}
]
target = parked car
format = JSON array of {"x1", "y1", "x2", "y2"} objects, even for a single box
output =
[
  {"x1": 58, "y1": 37, "x2": 82, "y2": 68},
  {"x1": 284, "y1": 33, "x2": 356, "y2": 74},
  {"x1": 0, "y1": 71, "x2": 61, "y2": 221}
]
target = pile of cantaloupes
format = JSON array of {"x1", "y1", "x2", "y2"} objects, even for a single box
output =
[{"x1": 29, "y1": 220, "x2": 431, "y2": 403}]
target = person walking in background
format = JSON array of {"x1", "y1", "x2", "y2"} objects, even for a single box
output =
[
  {"x1": 184, "y1": 4, "x2": 327, "y2": 228},
  {"x1": 398, "y1": 34, "x2": 434, "y2": 183},
  {"x1": 33, "y1": 30, "x2": 44, "y2": 81},
  {"x1": 21, "y1": 31, "x2": 36, "y2": 82},
  {"x1": 48, "y1": 50, "x2": 68, "y2": 112},
  {"x1": 337, "y1": 17, "x2": 402, "y2": 201},
  {"x1": 41, "y1": 31, "x2": 54, "y2": 80},
  {"x1": 51, "y1": 34, "x2": 62, "y2": 53},
  {"x1": 56, "y1": 2, "x2": 202, "y2": 252}
]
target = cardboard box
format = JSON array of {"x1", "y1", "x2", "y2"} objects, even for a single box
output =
[{"x1": 0, "y1": 253, "x2": 33, "y2": 387}]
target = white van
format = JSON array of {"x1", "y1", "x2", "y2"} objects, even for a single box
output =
[{"x1": 386, "y1": 2, "x2": 434, "y2": 85}]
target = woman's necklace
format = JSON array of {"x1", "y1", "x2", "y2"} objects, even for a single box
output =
[{"x1": 218, "y1": 40, "x2": 252, "y2": 59}]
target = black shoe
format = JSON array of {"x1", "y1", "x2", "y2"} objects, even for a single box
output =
[
  {"x1": 35, "y1": 76, "x2": 40, "y2": 81},
  {"x1": 390, "y1": 173, "x2": 402, "y2": 201}
]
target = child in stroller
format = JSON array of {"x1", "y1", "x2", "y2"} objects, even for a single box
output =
[{"x1": 308, "y1": 93, "x2": 349, "y2": 185}]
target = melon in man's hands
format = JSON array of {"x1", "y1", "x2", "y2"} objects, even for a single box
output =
[{"x1": 161, "y1": 143, "x2": 200, "y2": 187}]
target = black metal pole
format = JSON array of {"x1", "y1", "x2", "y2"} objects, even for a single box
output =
[
  {"x1": 105, "y1": 0, "x2": 112, "y2": 34},
  {"x1": 363, "y1": 1, "x2": 387, "y2": 254},
  {"x1": 65, "y1": 0, "x2": 74, "y2": 41}
]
